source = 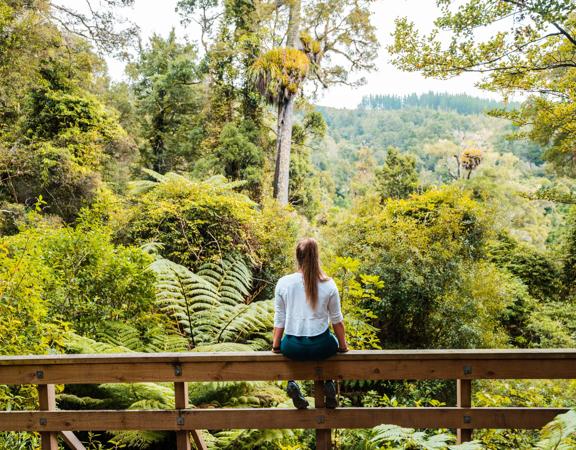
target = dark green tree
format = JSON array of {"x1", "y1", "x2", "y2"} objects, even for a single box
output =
[
  {"x1": 376, "y1": 147, "x2": 419, "y2": 200},
  {"x1": 128, "y1": 30, "x2": 203, "y2": 173}
]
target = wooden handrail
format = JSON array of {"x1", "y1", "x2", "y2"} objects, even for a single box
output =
[{"x1": 1, "y1": 349, "x2": 575, "y2": 450}]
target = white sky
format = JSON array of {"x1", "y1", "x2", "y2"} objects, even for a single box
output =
[{"x1": 72, "y1": 0, "x2": 502, "y2": 108}]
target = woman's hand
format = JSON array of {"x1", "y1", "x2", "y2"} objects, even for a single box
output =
[
  {"x1": 337, "y1": 346, "x2": 349, "y2": 353},
  {"x1": 272, "y1": 346, "x2": 282, "y2": 354}
]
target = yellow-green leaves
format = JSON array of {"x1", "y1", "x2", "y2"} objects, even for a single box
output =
[{"x1": 250, "y1": 47, "x2": 310, "y2": 104}]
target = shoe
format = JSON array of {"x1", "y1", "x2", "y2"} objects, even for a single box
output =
[
  {"x1": 324, "y1": 380, "x2": 338, "y2": 409},
  {"x1": 287, "y1": 381, "x2": 309, "y2": 409}
]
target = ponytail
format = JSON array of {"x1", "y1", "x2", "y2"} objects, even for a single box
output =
[{"x1": 296, "y1": 238, "x2": 328, "y2": 309}]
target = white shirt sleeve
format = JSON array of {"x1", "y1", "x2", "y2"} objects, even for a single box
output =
[
  {"x1": 273, "y1": 282, "x2": 286, "y2": 328},
  {"x1": 327, "y1": 285, "x2": 344, "y2": 324}
]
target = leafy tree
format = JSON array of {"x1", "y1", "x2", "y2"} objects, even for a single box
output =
[
  {"x1": 329, "y1": 186, "x2": 515, "y2": 348},
  {"x1": 128, "y1": 30, "x2": 203, "y2": 173},
  {"x1": 375, "y1": 147, "x2": 419, "y2": 200},
  {"x1": 180, "y1": 0, "x2": 377, "y2": 205},
  {"x1": 121, "y1": 171, "x2": 298, "y2": 296},
  {"x1": 390, "y1": 0, "x2": 576, "y2": 173}
]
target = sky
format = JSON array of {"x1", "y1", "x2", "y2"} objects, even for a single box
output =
[{"x1": 66, "y1": 0, "x2": 501, "y2": 109}]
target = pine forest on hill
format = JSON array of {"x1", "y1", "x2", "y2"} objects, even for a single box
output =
[{"x1": 1, "y1": 0, "x2": 576, "y2": 448}]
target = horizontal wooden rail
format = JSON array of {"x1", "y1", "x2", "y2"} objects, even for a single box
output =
[
  {"x1": 0, "y1": 408, "x2": 568, "y2": 431},
  {"x1": 1, "y1": 349, "x2": 576, "y2": 384},
  {"x1": 1, "y1": 349, "x2": 575, "y2": 450}
]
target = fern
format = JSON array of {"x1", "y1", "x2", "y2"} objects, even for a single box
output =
[
  {"x1": 370, "y1": 424, "x2": 484, "y2": 450},
  {"x1": 534, "y1": 409, "x2": 576, "y2": 450},
  {"x1": 149, "y1": 258, "x2": 220, "y2": 347},
  {"x1": 150, "y1": 255, "x2": 273, "y2": 348},
  {"x1": 211, "y1": 428, "x2": 300, "y2": 449},
  {"x1": 96, "y1": 322, "x2": 189, "y2": 353}
]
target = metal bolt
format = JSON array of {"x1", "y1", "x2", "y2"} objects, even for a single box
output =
[
  {"x1": 316, "y1": 415, "x2": 325, "y2": 424},
  {"x1": 174, "y1": 364, "x2": 182, "y2": 376},
  {"x1": 463, "y1": 365, "x2": 472, "y2": 375},
  {"x1": 177, "y1": 416, "x2": 185, "y2": 426},
  {"x1": 464, "y1": 415, "x2": 472, "y2": 424},
  {"x1": 35, "y1": 370, "x2": 44, "y2": 379},
  {"x1": 39, "y1": 418, "x2": 47, "y2": 426}
]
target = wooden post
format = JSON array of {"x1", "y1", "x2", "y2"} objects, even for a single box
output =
[
  {"x1": 314, "y1": 380, "x2": 331, "y2": 450},
  {"x1": 38, "y1": 384, "x2": 58, "y2": 450},
  {"x1": 175, "y1": 382, "x2": 191, "y2": 450},
  {"x1": 457, "y1": 379, "x2": 472, "y2": 443},
  {"x1": 175, "y1": 382, "x2": 207, "y2": 450}
]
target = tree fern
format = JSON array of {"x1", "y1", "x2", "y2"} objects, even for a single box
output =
[
  {"x1": 150, "y1": 255, "x2": 273, "y2": 348},
  {"x1": 96, "y1": 322, "x2": 189, "y2": 353},
  {"x1": 534, "y1": 409, "x2": 576, "y2": 450},
  {"x1": 149, "y1": 258, "x2": 220, "y2": 347}
]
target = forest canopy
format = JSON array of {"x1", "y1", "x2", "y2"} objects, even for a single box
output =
[{"x1": 1, "y1": 0, "x2": 576, "y2": 448}]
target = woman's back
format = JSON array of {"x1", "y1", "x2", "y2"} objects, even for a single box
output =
[{"x1": 274, "y1": 272, "x2": 343, "y2": 337}]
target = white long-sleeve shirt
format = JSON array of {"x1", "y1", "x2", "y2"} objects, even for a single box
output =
[{"x1": 273, "y1": 272, "x2": 344, "y2": 336}]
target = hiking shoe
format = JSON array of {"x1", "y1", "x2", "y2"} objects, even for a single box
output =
[
  {"x1": 287, "y1": 381, "x2": 309, "y2": 409},
  {"x1": 324, "y1": 380, "x2": 338, "y2": 409}
]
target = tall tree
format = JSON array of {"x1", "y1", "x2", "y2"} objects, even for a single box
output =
[
  {"x1": 390, "y1": 0, "x2": 576, "y2": 173},
  {"x1": 128, "y1": 30, "x2": 203, "y2": 173},
  {"x1": 179, "y1": 0, "x2": 378, "y2": 205}
]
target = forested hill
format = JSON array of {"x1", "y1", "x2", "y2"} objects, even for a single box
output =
[
  {"x1": 316, "y1": 102, "x2": 541, "y2": 165},
  {"x1": 358, "y1": 92, "x2": 519, "y2": 115}
]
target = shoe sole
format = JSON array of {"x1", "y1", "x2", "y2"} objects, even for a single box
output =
[
  {"x1": 324, "y1": 382, "x2": 338, "y2": 409},
  {"x1": 287, "y1": 383, "x2": 309, "y2": 409}
]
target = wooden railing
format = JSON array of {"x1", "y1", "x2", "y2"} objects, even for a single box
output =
[{"x1": 1, "y1": 349, "x2": 576, "y2": 450}]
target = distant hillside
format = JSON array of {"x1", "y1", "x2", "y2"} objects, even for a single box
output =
[{"x1": 358, "y1": 92, "x2": 519, "y2": 116}]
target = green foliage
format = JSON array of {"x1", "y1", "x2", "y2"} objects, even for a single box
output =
[
  {"x1": 487, "y1": 234, "x2": 562, "y2": 301},
  {"x1": 360, "y1": 92, "x2": 516, "y2": 115},
  {"x1": 389, "y1": 0, "x2": 576, "y2": 174},
  {"x1": 128, "y1": 30, "x2": 203, "y2": 173},
  {"x1": 376, "y1": 147, "x2": 419, "y2": 200},
  {"x1": 150, "y1": 255, "x2": 274, "y2": 348},
  {"x1": 535, "y1": 409, "x2": 576, "y2": 450},
  {"x1": 328, "y1": 257, "x2": 382, "y2": 350},
  {"x1": 370, "y1": 424, "x2": 482, "y2": 450},
  {"x1": 213, "y1": 122, "x2": 264, "y2": 197},
  {"x1": 122, "y1": 172, "x2": 259, "y2": 268},
  {"x1": 329, "y1": 186, "x2": 514, "y2": 348}
]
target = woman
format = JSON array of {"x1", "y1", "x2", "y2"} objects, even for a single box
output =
[{"x1": 272, "y1": 237, "x2": 349, "y2": 409}]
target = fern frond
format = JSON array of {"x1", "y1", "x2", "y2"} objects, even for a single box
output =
[
  {"x1": 150, "y1": 258, "x2": 220, "y2": 345},
  {"x1": 109, "y1": 430, "x2": 167, "y2": 449},
  {"x1": 214, "y1": 301, "x2": 274, "y2": 343},
  {"x1": 64, "y1": 333, "x2": 133, "y2": 354}
]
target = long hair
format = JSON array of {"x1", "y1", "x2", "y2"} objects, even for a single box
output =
[{"x1": 296, "y1": 238, "x2": 329, "y2": 310}]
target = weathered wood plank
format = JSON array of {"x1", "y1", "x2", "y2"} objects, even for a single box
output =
[
  {"x1": 2, "y1": 349, "x2": 576, "y2": 366},
  {"x1": 2, "y1": 358, "x2": 575, "y2": 384},
  {"x1": 0, "y1": 408, "x2": 567, "y2": 431}
]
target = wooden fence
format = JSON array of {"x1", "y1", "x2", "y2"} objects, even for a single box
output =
[{"x1": 1, "y1": 349, "x2": 575, "y2": 450}]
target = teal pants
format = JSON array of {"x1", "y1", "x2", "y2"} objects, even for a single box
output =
[{"x1": 280, "y1": 328, "x2": 339, "y2": 361}]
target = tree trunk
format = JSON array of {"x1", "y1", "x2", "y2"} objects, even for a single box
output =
[
  {"x1": 286, "y1": 0, "x2": 301, "y2": 47},
  {"x1": 273, "y1": 95, "x2": 295, "y2": 205},
  {"x1": 272, "y1": 0, "x2": 300, "y2": 204}
]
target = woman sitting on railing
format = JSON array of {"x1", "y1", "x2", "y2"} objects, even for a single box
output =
[{"x1": 272, "y1": 237, "x2": 349, "y2": 409}]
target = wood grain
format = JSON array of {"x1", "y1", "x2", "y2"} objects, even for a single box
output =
[
  {"x1": 1, "y1": 356, "x2": 575, "y2": 384},
  {"x1": 0, "y1": 408, "x2": 567, "y2": 431}
]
